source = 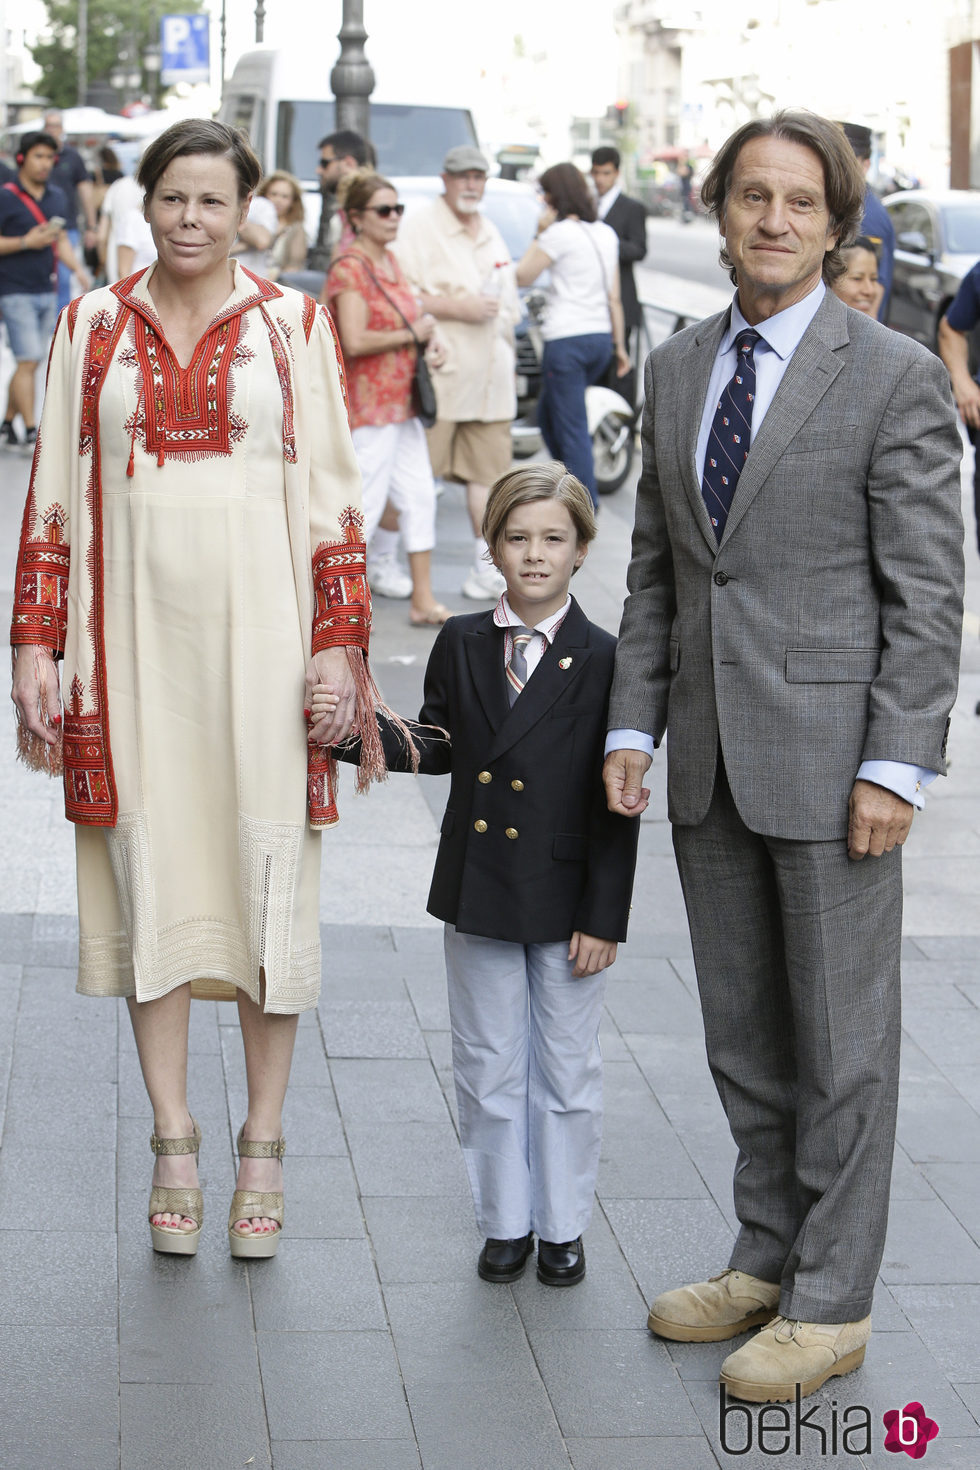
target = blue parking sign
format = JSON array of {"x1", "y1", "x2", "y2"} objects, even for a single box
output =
[{"x1": 160, "y1": 14, "x2": 210, "y2": 86}]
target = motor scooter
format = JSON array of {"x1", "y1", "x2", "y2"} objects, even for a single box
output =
[{"x1": 512, "y1": 292, "x2": 636, "y2": 495}]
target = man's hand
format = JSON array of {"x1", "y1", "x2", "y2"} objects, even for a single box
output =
[
  {"x1": 305, "y1": 647, "x2": 357, "y2": 746},
  {"x1": 847, "y1": 778, "x2": 914, "y2": 860},
  {"x1": 602, "y1": 748, "x2": 652, "y2": 817},
  {"x1": 568, "y1": 932, "x2": 617, "y2": 977},
  {"x1": 954, "y1": 377, "x2": 980, "y2": 432},
  {"x1": 937, "y1": 315, "x2": 980, "y2": 429},
  {"x1": 452, "y1": 293, "x2": 500, "y2": 323},
  {"x1": 23, "y1": 221, "x2": 59, "y2": 250}
]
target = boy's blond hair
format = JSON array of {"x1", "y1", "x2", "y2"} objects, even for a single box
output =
[{"x1": 482, "y1": 462, "x2": 597, "y2": 564}]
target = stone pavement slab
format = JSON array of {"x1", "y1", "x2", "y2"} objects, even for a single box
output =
[{"x1": 1, "y1": 371, "x2": 979, "y2": 1467}]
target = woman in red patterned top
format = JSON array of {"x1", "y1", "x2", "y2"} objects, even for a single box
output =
[{"x1": 326, "y1": 170, "x2": 449, "y2": 625}]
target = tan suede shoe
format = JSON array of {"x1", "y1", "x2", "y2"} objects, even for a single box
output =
[
  {"x1": 647, "y1": 1268, "x2": 781, "y2": 1342},
  {"x1": 721, "y1": 1315, "x2": 872, "y2": 1402}
]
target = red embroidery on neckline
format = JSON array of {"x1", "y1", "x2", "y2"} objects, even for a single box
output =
[{"x1": 128, "y1": 315, "x2": 247, "y2": 464}]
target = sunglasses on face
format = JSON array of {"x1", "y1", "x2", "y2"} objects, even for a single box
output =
[{"x1": 365, "y1": 203, "x2": 405, "y2": 218}]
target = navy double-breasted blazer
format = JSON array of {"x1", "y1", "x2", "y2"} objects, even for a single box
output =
[{"x1": 362, "y1": 599, "x2": 639, "y2": 944}]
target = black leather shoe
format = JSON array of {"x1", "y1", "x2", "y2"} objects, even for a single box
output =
[
  {"x1": 537, "y1": 1236, "x2": 586, "y2": 1286},
  {"x1": 477, "y1": 1233, "x2": 535, "y2": 1283}
]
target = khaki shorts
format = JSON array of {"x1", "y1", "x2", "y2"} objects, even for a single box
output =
[{"x1": 426, "y1": 418, "x2": 513, "y2": 486}]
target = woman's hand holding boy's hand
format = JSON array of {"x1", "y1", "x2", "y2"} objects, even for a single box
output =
[
  {"x1": 568, "y1": 932, "x2": 617, "y2": 978},
  {"x1": 305, "y1": 648, "x2": 356, "y2": 746}
]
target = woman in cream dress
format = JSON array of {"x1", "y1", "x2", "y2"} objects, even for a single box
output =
[{"x1": 11, "y1": 120, "x2": 380, "y2": 1258}]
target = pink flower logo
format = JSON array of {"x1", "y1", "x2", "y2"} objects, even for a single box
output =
[{"x1": 883, "y1": 1402, "x2": 939, "y2": 1457}]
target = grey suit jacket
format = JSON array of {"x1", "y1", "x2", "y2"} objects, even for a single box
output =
[{"x1": 609, "y1": 289, "x2": 965, "y2": 841}]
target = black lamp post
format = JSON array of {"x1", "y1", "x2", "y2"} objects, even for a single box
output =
[
  {"x1": 330, "y1": 0, "x2": 375, "y2": 137},
  {"x1": 309, "y1": 1, "x2": 375, "y2": 270}
]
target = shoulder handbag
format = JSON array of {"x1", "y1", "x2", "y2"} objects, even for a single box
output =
[{"x1": 331, "y1": 251, "x2": 438, "y2": 428}]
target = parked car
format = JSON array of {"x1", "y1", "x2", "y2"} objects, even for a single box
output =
[{"x1": 883, "y1": 189, "x2": 980, "y2": 348}]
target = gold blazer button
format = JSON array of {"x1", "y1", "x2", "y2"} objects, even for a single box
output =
[
  {"x1": 474, "y1": 819, "x2": 488, "y2": 834},
  {"x1": 510, "y1": 779, "x2": 524, "y2": 792},
  {"x1": 505, "y1": 827, "x2": 519, "y2": 840},
  {"x1": 477, "y1": 771, "x2": 492, "y2": 784}
]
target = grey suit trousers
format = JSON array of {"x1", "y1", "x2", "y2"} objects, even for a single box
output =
[{"x1": 672, "y1": 757, "x2": 902, "y2": 1322}]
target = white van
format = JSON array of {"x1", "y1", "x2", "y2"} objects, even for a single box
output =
[{"x1": 218, "y1": 48, "x2": 480, "y2": 189}]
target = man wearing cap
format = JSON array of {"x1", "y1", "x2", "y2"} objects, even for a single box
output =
[
  {"x1": 841, "y1": 122, "x2": 894, "y2": 323},
  {"x1": 393, "y1": 145, "x2": 520, "y2": 600}
]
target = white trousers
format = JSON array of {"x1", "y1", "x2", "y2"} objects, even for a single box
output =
[
  {"x1": 351, "y1": 418, "x2": 437, "y2": 552},
  {"x1": 443, "y1": 924, "x2": 606, "y2": 1242}
]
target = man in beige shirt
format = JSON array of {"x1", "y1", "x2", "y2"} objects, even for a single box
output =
[{"x1": 394, "y1": 145, "x2": 520, "y2": 599}]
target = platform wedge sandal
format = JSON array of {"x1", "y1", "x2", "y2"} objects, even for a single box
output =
[
  {"x1": 148, "y1": 1119, "x2": 203, "y2": 1255},
  {"x1": 228, "y1": 1126, "x2": 285, "y2": 1259}
]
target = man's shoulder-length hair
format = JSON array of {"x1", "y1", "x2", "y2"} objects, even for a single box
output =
[{"x1": 701, "y1": 109, "x2": 866, "y2": 284}]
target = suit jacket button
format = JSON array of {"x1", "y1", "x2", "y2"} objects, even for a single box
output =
[
  {"x1": 510, "y1": 779, "x2": 524, "y2": 792},
  {"x1": 474, "y1": 819, "x2": 488, "y2": 834},
  {"x1": 477, "y1": 770, "x2": 492, "y2": 784},
  {"x1": 505, "y1": 827, "x2": 519, "y2": 840},
  {"x1": 714, "y1": 571, "x2": 729, "y2": 586}
]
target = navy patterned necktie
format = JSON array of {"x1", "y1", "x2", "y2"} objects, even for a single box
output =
[
  {"x1": 701, "y1": 328, "x2": 760, "y2": 542},
  {"x1": 506, "y1": 628, "x2": 534, "y2": 705}
]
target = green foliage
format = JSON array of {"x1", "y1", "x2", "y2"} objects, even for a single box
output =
[{"x1": 31, "y1": 0, "x2": 205, "y2": 109}]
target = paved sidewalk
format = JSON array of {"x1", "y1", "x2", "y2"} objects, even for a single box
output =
[{"x1": 1, "y1": 347, "x2": 979, "y2": 1468}]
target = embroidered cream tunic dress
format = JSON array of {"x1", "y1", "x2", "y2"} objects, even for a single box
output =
[{"x1": 12, "y1": 264, "x2": 370, "y2": 1013}]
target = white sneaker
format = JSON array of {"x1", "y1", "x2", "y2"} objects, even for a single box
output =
[
  {"x1": 461, "y1": 562, "x2": 506, "y2": 600},
  {"x1": 368, "y1": 556, "x2": 413, "y2": 599}
]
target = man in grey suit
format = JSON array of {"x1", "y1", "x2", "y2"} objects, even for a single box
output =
[{"x1": 603, "y1": 111, "x2": 964, "y2": 1404}]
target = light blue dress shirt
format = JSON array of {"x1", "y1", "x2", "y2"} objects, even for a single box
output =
[{"x1": 607, "y1": 281, "x2": 934, "y2": 810}]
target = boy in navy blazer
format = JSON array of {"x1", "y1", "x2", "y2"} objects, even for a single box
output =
[{"x1": 322, "y1": 462, "x2": 639, "y2": 1284}]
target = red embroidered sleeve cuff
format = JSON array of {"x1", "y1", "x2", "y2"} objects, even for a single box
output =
[
  {"x1": 311, "y1": 516, "x2": 371, "y2": 653},
  {"x1": 11, "y1": 534, "x2": 69, "y2": 654}
]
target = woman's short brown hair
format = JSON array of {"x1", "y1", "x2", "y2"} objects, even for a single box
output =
[
  {"x1": 700, "y1": 109, "x2": 866, "y2": 284},
  {"x1": 137, "y1": 119, "x2": 262, "y2": 203},
  {"x1": 537, "y1": 163, "x2": 597, "y2": 224},
  {"x1": 336, "y1": 168, "x2": 396, "y2": 219},
  {"x1": 482, "y1": 461, "x2": 597, "y2": 565}
]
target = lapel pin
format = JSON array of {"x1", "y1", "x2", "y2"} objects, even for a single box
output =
[{"x1": 558, "y1": 657, "x2": 573, "y2": 670}]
